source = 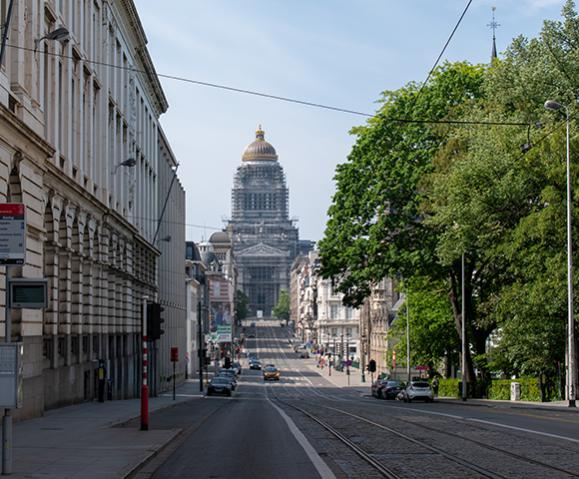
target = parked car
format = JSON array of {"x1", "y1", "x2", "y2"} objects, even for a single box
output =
[
  {"x1": 371, "y1": 379, "x2": 389, "y2": 398},
  {"x1": 249, "y1": 359, "x2": 262, "y2": 370},
  {"x1": 231, "y1": 362, "x2": 242, "y2": 375},
  {"x1": 217, "y1": 369, "x2": 237, "y2": 390},
  {"x1": 398, "y1": 381, "x2": 434, "y2": 403},
  {"x1": 207, "y1": 377, "x2": 233, "y2": 397},
  {"x1": 263, "y1": 366, "x2": 280, "y2": 381},
  {"x1": 379, "y1": 380, "x2": 404, "y2": 400}
]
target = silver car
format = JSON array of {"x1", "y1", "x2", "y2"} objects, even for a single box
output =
[{"x1": 400, "y1": 381, "x2": 434, "y2": 403}]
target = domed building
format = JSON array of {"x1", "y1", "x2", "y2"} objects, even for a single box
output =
[{"x1": 228, "y1": 127, "x2": 299, "y2": 316}]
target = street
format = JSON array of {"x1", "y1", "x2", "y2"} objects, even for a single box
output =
[{"x1": 128, "y1": 322, "x2": 579, "y2": 479}]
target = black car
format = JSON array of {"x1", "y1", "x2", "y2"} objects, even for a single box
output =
[
  {"x1": 249, "y1": 359, "x2": 262, "y2": 370},
  {"x1": 379, "y1": 380, "x2": 404, "y2": 400},
  {"x1": 207, "y1": 377, "x2": 233, "y2": 396}
]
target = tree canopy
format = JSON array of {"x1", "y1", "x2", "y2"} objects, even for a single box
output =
[{"x1": 319, "y1": 1, "x2": 578, "y2": 385}]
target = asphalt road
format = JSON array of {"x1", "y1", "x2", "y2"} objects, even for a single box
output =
[{"x1": 134, "y1": 321, "x2": 579, "y2": 479}]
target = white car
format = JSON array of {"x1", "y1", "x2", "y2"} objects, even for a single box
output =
[{"x1": 400, "y1": 381, "x2": 434, "y2": 403}]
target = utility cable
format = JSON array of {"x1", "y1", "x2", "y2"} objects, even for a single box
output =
[
  {"x1": 5, "y1": 42, "x2": 528, "y2": 127},
  {"x1": 411, "y1": 0, "x2": 473, "y2": 109}
]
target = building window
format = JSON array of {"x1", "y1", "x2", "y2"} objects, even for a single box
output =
[
  {"x1": 346, "y1": 327, "x2": 352, "y2": 337},
  {"x1": 331, "y1": 328, "x2": 337, "y2": 337},
  {"x1": 330, "y1": 304, "x2": 339, "y2": 319},
  {"x1": 345, "y1": 307, "x2": 353, "y2": 320}
]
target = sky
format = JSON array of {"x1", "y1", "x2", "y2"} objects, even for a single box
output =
[{"x1": 134, "y1": 0, "x2": 568, "y2": 244}]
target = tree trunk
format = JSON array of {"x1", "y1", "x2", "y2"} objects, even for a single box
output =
[{"x1": 448, "y1": 269, "x2": 475, "y2": 386}]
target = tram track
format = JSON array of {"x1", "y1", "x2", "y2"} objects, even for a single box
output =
[{"x1": 260, "y1": 324, "x2": 579, "y2": 478}]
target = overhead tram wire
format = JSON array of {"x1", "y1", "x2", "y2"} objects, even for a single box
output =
[
  {"x1": 6, "y1": 42, "x2": 528, "y2": 128},
  {"x1": 411, "y1": 0, "x2": 474, "y2": 109}
]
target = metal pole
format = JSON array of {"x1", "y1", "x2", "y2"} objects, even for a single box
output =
[
  {"x1": 565, "y1": 108, "x2": 576, "y2": 408},
  {"x1": 172, "y1": 361, "x2": 176, "y2": 401},
  {"x1": 406, "y1": 296, "x2": 410, "y2": 383},
  {"x1": 2, "y1": 266, "x2": 12, "y2": 475},
  {"x1": 140, "y1": 298, "x2": 149, "y2": 431},
  {"x1": 197, "y1": 301, "x2": 203, "y2": 392},
  {"x1": 462, "y1": 253, "x2": 467, "y2": 402},
  {"x1": 0, "y1": 0, "x2": 15, "y2": 69}
]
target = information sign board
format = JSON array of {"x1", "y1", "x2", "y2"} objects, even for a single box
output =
[
  {"x1": 0, "y1": 343, "x2": 23, "y2": 408},
  {"x1": 216, "y1": 325, "x2": 232, "y2": 343},
  {"x1": 9, "y1": 278, "x2": 48, "y2": 309},
  {"x1": 0, "y1": 203, "x2": 25, "y2": 265}
]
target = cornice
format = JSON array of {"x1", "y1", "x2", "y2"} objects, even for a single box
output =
[
  {"x1": 0, "y1": 104, "x2": 55, "y2": 160},
  {"x1": 116, "y1": 0, "x2": 169, "y2": 115}
]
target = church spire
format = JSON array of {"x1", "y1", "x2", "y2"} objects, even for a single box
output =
[{"x1": 487, "y1": 6, "x2": 500, "y2": 63}]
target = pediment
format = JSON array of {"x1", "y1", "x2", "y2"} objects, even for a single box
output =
[{"x1": 236, "y1": 242, "x2": 289, "y2": 257}]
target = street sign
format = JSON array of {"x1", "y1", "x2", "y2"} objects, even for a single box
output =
[
  {"x1": 0, "y1": 203, "x2": 25, "y2": 265},
  {"x1": 216, "y1": 325, "x2": 232, "y2": 343},
  {"x1": 9, "y1": 278, "x2": 48, "y2": 309},
  {"x1": 170, "y1": 347, "x2": 179, "y2": 362},
  {"x1": 0, "y1": 343, "x2": 23, "y2": 408}
]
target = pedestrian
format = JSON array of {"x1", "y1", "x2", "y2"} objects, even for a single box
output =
[{"x1": 432, "y1": 376, "x2": 439, "y2": 398}]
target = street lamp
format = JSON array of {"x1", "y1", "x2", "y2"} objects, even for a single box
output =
[
  {"x1": 34, "y1": 26, "x2": 70, "y2": 51},
  {"x1": 544, "y1": 99, "x2": 575, "y2": 407},
  {"x1": 113, "y1": 158, "x2": 137, "y2": 174}
]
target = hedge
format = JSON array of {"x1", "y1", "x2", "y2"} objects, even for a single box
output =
[
  {"x1": 438, "y1": 378, "x2": 461, "y2": 398},
  {"x1": 437, "y1": 377, "x2": 544, "y2": 401},
  {"x1": 487, "y1": 378, "x2": 543, "y2": 401}
]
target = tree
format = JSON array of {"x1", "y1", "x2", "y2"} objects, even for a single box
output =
[
  {"x1": 392, "y1": 277, "x2": 459, "y2": 376},
  {"x1": 272, "y1": 290, "x2": 290, "y2": 322},
  {"x1": 235, "y1": 290, "x2": 249, "y2": 323},
  {"x1": 319, "y1": 61, "x2": 486, "y2": 382},
  {"x1": 320, "y1": 2, "x2": 579, "y2": 389}
]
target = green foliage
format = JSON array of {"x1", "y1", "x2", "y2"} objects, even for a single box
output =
[
  {"x1": 319, "y1": 61, "x2": 486, "y2": 306},
  {"x1": 235, "y1": 290, "x2": 249, "y2": 322},
  {"x1": 272, "y1": 290, "x2": 290, "y2": 321},
  {"x1": 487, "y1": 380, "x2": 511, "y2": 400},
  {"x1": 487, "y1": 379, "x2": 544, "y2": 402},
  {"x1": 438, "y1": 378, "x2": 461, "y2": 398},
  {"x1": 392, "y1": 277, "x2": 459, "y2": 371}
]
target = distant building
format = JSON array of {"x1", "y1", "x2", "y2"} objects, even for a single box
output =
[{"x1": 227, "y1": 127, "x2": 298, "y2": 316}]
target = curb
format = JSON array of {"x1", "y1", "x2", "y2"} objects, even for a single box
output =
[
  {"x1": 121, "y1": 428, "x2": 182, "y2": 479},
  {"x1": 437, "y1": 398, "x2": 579, "y2": 414}
]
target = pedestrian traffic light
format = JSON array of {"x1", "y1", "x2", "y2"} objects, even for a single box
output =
[
  {"x1": 367, "y1": 359, "x2": 376, "y2": 373},
  {"x1": 146, "y1": 302, "x2": 165, "y2": 340}
]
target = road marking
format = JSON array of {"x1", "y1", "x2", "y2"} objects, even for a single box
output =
[
  {"x1": 467, "y1": 418, "x2": 579, "y2": 444},
  {"x1": 385, "y1": 404, "x2": 579, "y2": 444},
  {"x1": 269, "y1": 399, "x2": 336, "y2": 479}
]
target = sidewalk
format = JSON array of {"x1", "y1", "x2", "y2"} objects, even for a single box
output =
[
  {"x1": 437, "y1": 397, "x2": 579, "y2": 413},
  {"x1": 1, "y1": 380, "x2": 203, "y2": 479},
  {"x1": 304, "y1": 357, "x2": 370, "y2": 395}
]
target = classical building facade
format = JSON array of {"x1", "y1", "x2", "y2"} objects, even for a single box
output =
[
  {"x1": 0, "y1": 0, "x2": 181, "y2": 418},
  {"x1": 228, "y1": 127, "x2": 298, "y2": 316},
  {"x1": 154, "y1": 130, "x2": 186, "y2": 395}
]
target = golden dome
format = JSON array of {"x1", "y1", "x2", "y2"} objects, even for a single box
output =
[{"x1": 242, "y1": 125, "x2": 278, "y2": 161}]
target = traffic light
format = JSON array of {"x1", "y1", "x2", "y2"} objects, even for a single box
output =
[
  {"x1": 146, "y1": 302, "x2": 165, "y2": 340},
  {"x1": 367, "y1": 359, "x2": 376, "y2": 373}
]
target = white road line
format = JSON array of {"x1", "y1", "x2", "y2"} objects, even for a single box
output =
[
  {"x1": 385, "y1": 404, "x2": 579, "y2": 444},
  {"x1": 269, "y1": 399, "x2": 336, "y2": 479}
]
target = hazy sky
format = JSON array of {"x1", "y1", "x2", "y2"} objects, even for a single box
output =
[{"x1": 135, "y1": 0, "x2": 566, "y2": 243}]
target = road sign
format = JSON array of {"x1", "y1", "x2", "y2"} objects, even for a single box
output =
[
  {"x1": 216, "y1": 325, "x2": 232, "y2": 343},
  {"x1": 0, "y1": 203, "x2": 25, "y2": 265}
]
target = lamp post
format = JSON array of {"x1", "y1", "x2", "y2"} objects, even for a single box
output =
[
  {"x1": 545, "y1": 100, "x2": 575, "y2": 407},
  {"x1": 461, "y1": 253, "x2": 467, "y2": 402},
  {"x1": 406, "y1": 296, "x2": 410, "y2": 383}
]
